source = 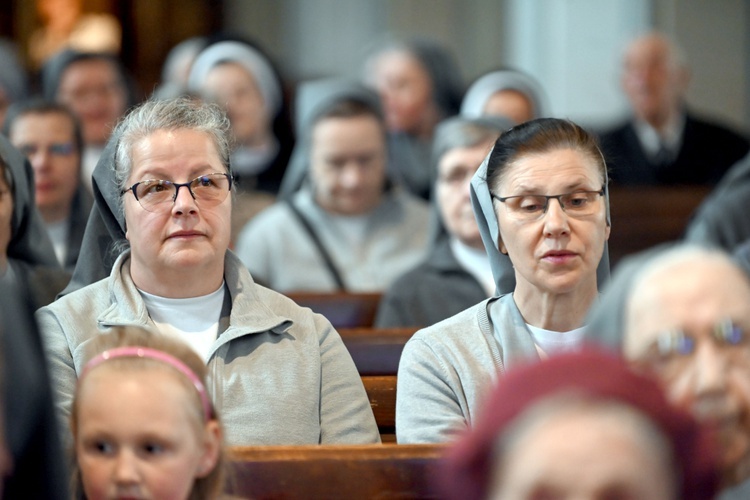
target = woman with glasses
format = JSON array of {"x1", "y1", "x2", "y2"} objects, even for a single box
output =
[
  {"x1": 36, "y1": 97, "x2": 380, "y2": 446},
  {"x1": 396, "y1": 117, "x2": 611, "y2": 443}
]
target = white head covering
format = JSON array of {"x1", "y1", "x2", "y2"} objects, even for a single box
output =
[
  {"x1": 278, "y1": 79, "x2": 383, "y2": 198},
  {"x1": 461, "y1": 69, "x2": 550, "y2": 122},
  {"x1": 188, "y1": 41, "x2": 283, "y2": 117},
  {"x1": 468, "y1": 119, "x2": 610, "y2": 295}
]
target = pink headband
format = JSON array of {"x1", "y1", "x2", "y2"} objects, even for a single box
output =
[{"x1": 81, "y1": 346, "x2": 213, "y2": 421}]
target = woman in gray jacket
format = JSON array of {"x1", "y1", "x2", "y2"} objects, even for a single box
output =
[
  {"x1": 36, "y1": 97, "x2": 379, "y2": 446},
  {"x1": 396, "y1": 118, "x2": 611, "y2": 443}
]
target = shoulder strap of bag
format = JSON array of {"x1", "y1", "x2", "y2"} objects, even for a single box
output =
[{"x1": 285, "y1": 200, "x2": 347, "y2": 291}]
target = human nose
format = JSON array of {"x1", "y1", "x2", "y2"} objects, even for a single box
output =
[
  {"x1": 29, "y1": 149, "x2": 51, "y2": 172},
  {"x1": 171, "y1": 183, "x2": 198, "y2": 214},
  {"x1": 542, "y1": 197, "x2": 570, "y2": 235},
  {"x1": 113, "y1": 449, "x2": 140, "y2": 485},
  {"x1": 693, "y1": 341, "x2": 730, "y2": 396},
  {"x1": 340, "y1": 164, "x2": 364, "y2": 188}
]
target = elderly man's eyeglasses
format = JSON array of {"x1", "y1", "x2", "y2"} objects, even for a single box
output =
[
  {"x1": 639, "y1": 318, "x2": 746, "y2": 375},
  {"x1": 491, "y1": 188, "x2": 605, "y2": 222},
  {"x1": 121, "y1": 173, "x2": 233, "y2": 213}
]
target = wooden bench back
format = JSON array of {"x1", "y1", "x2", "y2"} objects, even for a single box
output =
[
  {"x1": 287, "y1": 291, "x2": 383, "y2": 328},
  {"x1": 607, "y1": 186, "x2": 710, "y2": 267},
  {"x1": 339, "y1": 327, "x2": 418, "y2": 442},
  {"x1": 227, "y1": 444, "x2": 446, "y2": 499}
]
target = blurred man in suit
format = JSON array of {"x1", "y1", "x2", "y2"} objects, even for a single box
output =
[{"x1": 599, "y1": 32, "x2": 748, "y2": 186}]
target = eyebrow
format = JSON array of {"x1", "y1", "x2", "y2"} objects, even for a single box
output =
[
  {"x1": 135, "y1": 166, "x2": 219, "y2": 180},
  {"x1": 509, "y1": 180, "x2": 599, "y2": 194}
]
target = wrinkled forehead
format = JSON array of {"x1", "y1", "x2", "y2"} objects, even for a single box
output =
[
  {"x1": 624, "y1": 37, "x2": 673, "y2": 68},
  {"x1": 625, "y1": 261, "x2": 750, "y2": 348},
  {"x1": 494, "y1": 147, "x2": 604, "y2": 193}
]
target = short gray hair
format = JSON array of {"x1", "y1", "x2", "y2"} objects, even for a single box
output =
[{"x1": 113, "y1": 97, "x2": 232, "y2": 210}]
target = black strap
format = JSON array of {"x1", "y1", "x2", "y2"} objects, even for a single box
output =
[{"x1": 285, "y1": 200, "x2": 347, "y2": 291}]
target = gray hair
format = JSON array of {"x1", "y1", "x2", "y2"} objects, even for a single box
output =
[
  {"x1": 432, "y1": 116, "x2": 512, "y2": 171},
  {"x1": 113, "y1": 97, "x2": 232, "y2": 215},
  {"x1": 624, "y1": 244, "x2": 749, "y2": 334}
]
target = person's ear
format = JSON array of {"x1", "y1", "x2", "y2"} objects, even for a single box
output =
[
  {"x1": 196, "y1": 420, "x2": 222, "y2": 478},
  {"x1": 498, "y1": 236, "x2": 508, "y2": 255}
]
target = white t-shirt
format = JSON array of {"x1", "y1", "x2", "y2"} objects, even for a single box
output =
[
  {"x1": 450, "y1": 237, "x2": 494, "y2": 296},
  {"x1": 526, "y1": 323, "x2": 587, "y2": 355},
  {"x1": 45, "y1": 219, "x2": 69, "y2": 267},
  {"x1": 139, "y1": 284, "x2": 225, "y2": 360}
]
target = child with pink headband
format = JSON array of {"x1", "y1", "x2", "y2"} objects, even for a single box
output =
[{"x1": 70, "y1": 326, "x2": 225, "y2": 499}]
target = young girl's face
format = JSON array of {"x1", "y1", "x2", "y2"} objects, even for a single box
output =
[{"x1": 75, "y1": 366, "x2": 220, "y2": 500}]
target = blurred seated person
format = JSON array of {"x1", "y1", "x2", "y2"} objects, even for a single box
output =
[
  {"x1": 1, "y1": 280, "x2": 68, "y2": 498},
  {"x1": 599, "y1": 32, "x2": 749, "y2": 186},
  {"x1": 236, "y1": 80, "x2": 430, "y2": 293},
  {"x1": 188, "y1": 40, "x2": 294, "y2": 195},
  {"x1": 0, "y1": 39, "x2": 29, "y2": 126},
  {"x1": 441, "y1": 348, "x2": 718, "y2": 500},
  {"x1": 684, "y1": 152, "x2": 750, "y2": 251},
  {"x1": 36, "y1": 96, "x2": 379, "y2": 446},
  {"x1": 363, "y1": 37, "x2": 464, "y2": 199},
  {"x1": 376, "y1": 116, "x2": 509, "y2": 328},
  {"x1": 460, "y1": 69, "x2": 549, "y2": 124},
  {"x1": 586, "y1": 244, "x2": 750, "y2": 497},
  {"x1": 152, "y1": 36, "x2": 208, "y2": 100},
  {"x1": 5, "y1": 99, "x2": 91, "y2": 271},
  {"x1": 0, "y1": 133, "x2": 69, "y2": 309},
  {"x1": 42, "y1": 50, "x2": 133, "y2": 193}
]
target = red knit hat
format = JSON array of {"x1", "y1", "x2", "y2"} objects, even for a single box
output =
[{"x1": 441, "y1": 346, "x2": 719, "y2": 500}]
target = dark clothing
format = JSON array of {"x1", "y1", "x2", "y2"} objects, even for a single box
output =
[
  {"x1": 599, "y1": 113, "x2": 749, "y2": 186},
  {"x1": 375, "y1": 238, "x2": 487, "y2": 328},
  {"x1": 1, "y1": 281, "x2": 68, "y2": 500},
  {"x1": 63, "y1": 187, "x2": 93, "y2": 272},
  {"x1": 684, "y1": 182, "x2": 750, "y2": 251},
  {"x1": 684, "y1": 153, "x2": 750, "y2": 252}
]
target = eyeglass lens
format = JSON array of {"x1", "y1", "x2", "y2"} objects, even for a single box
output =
[
  {"x1": 500, "y1": 190, "x2": 603, "y2": 221},
  {"x1": 132, "y1": 173, "x2": 231, "y2": 212}
]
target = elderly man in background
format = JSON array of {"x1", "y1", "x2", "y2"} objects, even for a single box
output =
[
  {"x1": 599, "y1": 32, "x2": 748, "y2": 186},
  {"x1": 587, "y1": 244, "x2": 750, "y2": 499}
]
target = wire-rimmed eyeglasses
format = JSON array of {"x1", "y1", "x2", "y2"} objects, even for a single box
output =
[
  {"x1": 121, "y1": 172, "x2": 233, "y2": 213},
  {"x1": 491, "y1": 187, "x2": 605, "y2": 222}
]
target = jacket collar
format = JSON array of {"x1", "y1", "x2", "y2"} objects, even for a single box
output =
[{"x1": 98, "y1": 250, "x2": 294, "y2": 337}]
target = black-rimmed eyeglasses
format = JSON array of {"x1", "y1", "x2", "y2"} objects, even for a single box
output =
[
  {"x1": 491, "y1": 187, "x2": 605, "y2": 222},
  {"x1": 121, "y1": 173, "x2": 233, "y2": 213}
]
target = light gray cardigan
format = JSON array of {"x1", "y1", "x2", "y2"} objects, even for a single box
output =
[
  {"x1": 396, "y1": 293, "x2": 540, "y2": 443},
  {"x1": 235, "y1": 186, "x2": 430, "y2": 292},
  {"x1": 36, "y1": 250, "x2": 380, "y2": 446}
]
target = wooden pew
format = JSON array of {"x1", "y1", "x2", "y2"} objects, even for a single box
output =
[
  {"x1": 607, "y1": 186, "x2": 711, "y2": 268},
  {"x1": 227, "y1": 444, "x2": 446, "y2": 499},
  {"x1": 287, "y1": 291, "x2": 383, "y2": 328},
  {"x1": 339, "y1": 327, "x2": 418, "y2": 443}
]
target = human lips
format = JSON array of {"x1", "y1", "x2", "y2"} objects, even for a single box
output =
[
  {"x1": 541, "y1": 249, "x2": 578, "y2": 264},
  {"x1": 168, "y1": 230, "x2": 205, "y2": 240}
]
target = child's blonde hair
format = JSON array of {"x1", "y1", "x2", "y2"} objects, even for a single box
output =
[{"x1": 70, "y1": 326, "x2": 226, "y2": 499}]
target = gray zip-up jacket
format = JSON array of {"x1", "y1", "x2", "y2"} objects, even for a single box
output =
[{"x1": 37, "y1": 250, "x2": 380, "y2": 446}]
